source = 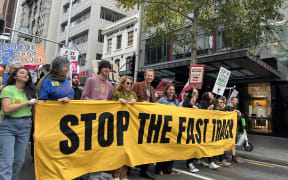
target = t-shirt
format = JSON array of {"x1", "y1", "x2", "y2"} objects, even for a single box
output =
[
  {"x1": 1, "y1": 73, "x2": 9, "y2": 85},
  {"x1": 0, "y1": 85, "x2": 32, "y2": 117},
  {"x1": 81, "y1": 76, "x2": 113, "y2": 100},
  {"x1": 223, "y1": 105, "x2": 236, "y2": 112},
  {"x1": 73, "y1": 87, "x2": 82, "y2": 100},
  {"x1": 38, "y1": 77, "x2": 74, "y2": 100}
]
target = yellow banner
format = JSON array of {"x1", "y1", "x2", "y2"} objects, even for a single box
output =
[{"x1": 34, "y1": 101, "x2": 237, "y2": 180}]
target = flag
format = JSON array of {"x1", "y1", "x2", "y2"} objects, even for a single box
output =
[{"x1": 178, "y1": 81, "x2": 190, "y2": 103}]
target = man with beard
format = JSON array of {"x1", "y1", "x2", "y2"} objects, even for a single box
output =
[{"x1": 72, "y1": 74, "x2": 82, "y2": 100}]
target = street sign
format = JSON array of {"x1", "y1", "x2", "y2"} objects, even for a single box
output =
[
  {"x1": 189, "y1": 64, "x2": 205, "y2": 89},
  {"x1": 212, "y1": 67, "x2": 231, "y2": 96},
  {"x1": 60, "y1": 48, "x2": 79, "y2": 62}
]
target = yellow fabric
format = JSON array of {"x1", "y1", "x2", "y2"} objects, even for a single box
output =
[{"x1": 34, "y1": 100, "x2": 237, "y2": 180}]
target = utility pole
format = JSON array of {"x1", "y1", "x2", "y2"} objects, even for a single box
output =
[
  {"x1": 65, "y1": 0, "x2": 73, "y2": 47},
  {"x1": 134, "y1": 5, "x2": 143, "y2": 83}
]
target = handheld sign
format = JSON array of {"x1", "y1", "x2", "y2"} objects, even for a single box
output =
[
  {"x1": 189, "y1": 64, "x2": 205, "y2": 89},
  {"x1": 212, "y1": 67, "x2": 231, "y2": 96}
]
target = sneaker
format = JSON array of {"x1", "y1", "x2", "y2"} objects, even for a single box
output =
[
  {"x1": 209, "y1": 162, "x2": 220, "y2": 169},
  {"x1": 201, "y1": 161, "x2": 210, "y2": 168},
  {"x1": 187, "y1": 163, "x2": 200, "y2": 173},
  {"x1": 216, "y1": 160, "x2": 231, "y2": 167}
]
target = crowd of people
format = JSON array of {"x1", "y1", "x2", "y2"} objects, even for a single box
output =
[{"x1": 0, "y1": 56, "x2": 243, "y2": 180}]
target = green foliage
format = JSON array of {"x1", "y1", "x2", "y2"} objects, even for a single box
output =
[{"x1": 117, "y1": 0, "x2": 285, "y2": 53}]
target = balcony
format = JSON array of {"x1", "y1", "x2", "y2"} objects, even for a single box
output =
[
  {"x1": 60, "y1": 0, "x2": 92, "y2": 24},
  {"x1": 58, "y1": 19, "x2": 90, "y2": 42}
]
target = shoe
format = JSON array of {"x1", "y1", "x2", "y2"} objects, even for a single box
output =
[
  {"x1": 201, "y1": 161, "x2": 210, "y2": 168},
  {"x1": 232, "y1": 156, "x2": 241, "y2": 163},
  {"x1": 216, "y1": 160, "x2": 231, "y2": 167},
  {"x1": 209, "y1": 162, "x2": 220, "y2": 169},
  {"x1": 139, "y1": 171, "x2": 155, "y2": 180},
  {"x1": 187, "y1": 163, "x2": 200, "y2": 173}
]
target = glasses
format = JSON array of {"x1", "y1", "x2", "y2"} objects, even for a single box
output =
[
  {"x1": 125, "y1": 82, "x2": 133, "y2": 86},
  {"x1": 219, "y1": 101, "x2": 224, "y2": 104}
]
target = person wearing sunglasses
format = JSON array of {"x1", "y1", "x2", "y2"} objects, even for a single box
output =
[{"x1": 111, "y1": 75, "x2": 137, "y2": 180}]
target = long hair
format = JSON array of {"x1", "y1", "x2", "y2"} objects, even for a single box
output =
[
  {"x1": 115, "y1": 75, "x2": 133, "y2": 91},
  {"x1": 199, "y1": 91, "x2": 213, "y2": 109},
  {"x1": 163, "y1": 84, "x2": 176, "y2": 100},
  {"x1": 183, "y1": 88, "x2": 197, "y2": 108},
  {"x1": 5, "y1": 67, "x2": 36, "y2": 99}
]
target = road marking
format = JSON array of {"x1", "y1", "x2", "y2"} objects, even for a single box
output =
[
  {"x1": 247, "y1": 161, "x2": 274, "y2": 168},
  {"x1": 241, "y1": 158, "x2": 288, "y2": 169},
  {"x1": 173, "y1": 168, "x2": 215, "y2": 180}
]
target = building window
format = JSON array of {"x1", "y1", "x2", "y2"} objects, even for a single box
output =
[
  {"x1": 116, "y1": 35, "x2": 122, "y2": 49},
  {"x1": 100, "y1": 7, "x2": 126, "y2": 22},
  {"x1": 61, "y1": 9, "x2": 90, "y2": 32},
  {"x1": 63, "y1": 0, "x2": 86, "y2": 13},
  {"x1": 96, "y1": 53, "x2": 102, "y2": 60},
  {"x1": 79, "y1": 53, "x2": 86, "y2": 66},
  {"x1": 107, "y1": 39, "x2": 112, "y2": 53},
  {"x1": 68, "y1": 31, "x2": 89, "y2": 47},
  {"x1": 98, "y1": 30, "x2": 104, "y2": 43},
  {"x1": 128, "y1": 31, "x2": 133, "y2": 47}
]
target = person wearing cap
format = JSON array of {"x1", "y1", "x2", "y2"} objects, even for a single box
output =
[
  {"x1": 81, "y1": 60, "x2": 113, "y2": 101},
  {"x1": 81, "y1": 60, "x2": 114, "y2": 180}
]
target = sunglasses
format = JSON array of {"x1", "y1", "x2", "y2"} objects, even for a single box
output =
[{"x1": 125, "y1": 82, "x2": 133, "y2": 85}]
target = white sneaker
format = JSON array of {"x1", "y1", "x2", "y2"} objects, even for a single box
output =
[
  {"x1": 209, "y1": 162, "x2": 220, "y2": 169},
  {"x1": 187, "y1": 163, "x2": 200, "y2": 173}
]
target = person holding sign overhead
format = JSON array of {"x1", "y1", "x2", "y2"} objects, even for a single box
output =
[
  {"x1": 111, "y1": 75, "x2": 137, "y2": 180},
  {"x1": 0, "y1": 67, "x2": 37, "y2": 180},
  {"x1": 36, "y1": 56, "x2": 74, "y2": 102}
]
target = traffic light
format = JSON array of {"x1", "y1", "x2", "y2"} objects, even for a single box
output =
[
  {"x1": 126, "y1": 55, "x2": 135, "y2": 75},
  {"x1": 0, "y1": 18, "x2": 5, "y2": 34}
]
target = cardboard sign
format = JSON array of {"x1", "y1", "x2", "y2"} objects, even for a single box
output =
[
  {"x1": 0, "y1": 43, "x2": 46, "y2": 65},
  {"x1": 212, "y1": 67, "x2": 231, "y2": 96},
  {"x1": 60, "y1": 48, "x2": 79, "y2": 62},
  {"x1": 189, "y1": 64, "x2": 205, "y2": 89}
]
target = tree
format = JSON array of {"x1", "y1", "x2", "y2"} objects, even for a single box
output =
[{"x1": 117, "y1": 0, "x2": 285, "y2": 64}]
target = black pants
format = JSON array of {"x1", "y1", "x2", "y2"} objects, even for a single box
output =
[
  {"x1": 186, "y1": 158, "x2": 197, "y2": 166},
  {"x1": 139, "y1": 164, "x2": 149, "y2": 173},
  {"x1": 155, "y1": 161, "x2": 174, "y2": 174}
]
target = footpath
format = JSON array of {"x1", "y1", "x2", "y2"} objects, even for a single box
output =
[{"x1": 237, "y1": 134, "x2": 288, "y2": 166}]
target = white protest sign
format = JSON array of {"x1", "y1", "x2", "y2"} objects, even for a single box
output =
[
  {"x1": 60, "y1": 48, "x2": 79, "y2": 62},
  {"x1": 212, "y1": 67, "x2": 231, "y2": 96}
]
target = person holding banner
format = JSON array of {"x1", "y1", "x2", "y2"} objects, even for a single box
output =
[
  {"x1": 0, "y1": 67, "x2": 37, "y2": 180},
  {"x1": 132, "y1": 69, "x2": 156, "y2": 180},
  {"x1": 111, "y1": 75, "x2": 137, "y2": 180},
  {"x1": 81, "y1": 60, "x2": 113, "y2": 180},
  {"x1": 36, "y1": 56, "x2": 74, "y2": 102},
  {"x1": 155, "y1": 84, "x2": 181, "y2": 176}
]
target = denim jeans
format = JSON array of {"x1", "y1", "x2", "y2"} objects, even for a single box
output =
[{"x1": 0, "y1": 116, "x2": 32, "y2": 180}]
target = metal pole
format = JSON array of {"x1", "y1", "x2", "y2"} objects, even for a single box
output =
[
  {"x1": 134, "y1": 5, "x2": 143, "y2": 83},
  {"x1": 65, "y1": 0, "x2": 73, "y2": 47},
  {"x1": 5, "y1": 27, "x2": 64, "y2": 45},
  {"x1": 10, "y1": 0, "x2": 21, "y2": 42}
]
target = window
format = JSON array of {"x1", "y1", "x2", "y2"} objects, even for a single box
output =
[
  {"x1": 107, "y1": 39, "x2": 112, "y2": 53},
  {"x1": 98, "y1": 30, "x2": 104, "y2": 43},
  {"x1": 63, "y1": 0, "x2": 86, "y2": 13},
  {"x1": 128, "y1": 31, "x2": 133, "y2": 47},
  {"x1": 96, "y1": 53, "x2": 102, "y2": 60},
  {"x1": 100, "y1": 7, "x2": 126, "y2": 22},
  {"x1": 79, "y1": 53, "x2": 86, "y2": 66},
  {"x1": 116, "y1": 35, "x2": 122, "y2": 49},
  {"x1": 61, "y1": 9, "x2": 90, "y2": 32},
  {"x1": 68, "y1": 31, "x2": 89, "y2": 47}
]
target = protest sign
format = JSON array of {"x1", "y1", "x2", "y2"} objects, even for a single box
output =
[
  {"x1": 0, "y1": 43, "x2": 46, "y2": 65},
  {"x1": 189, "y1": 64, "x2": 205, "y2": 89},
  {"x1": 34, "y1": 101, "x2": 237, "y2": 180},
  {"x1": 212, "y1": 67, "x2": 231, "y2": 96}
]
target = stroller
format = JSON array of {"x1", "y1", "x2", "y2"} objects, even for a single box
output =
[{"x1": 235, "y1": 117, "x2": 254, "y2": 152}]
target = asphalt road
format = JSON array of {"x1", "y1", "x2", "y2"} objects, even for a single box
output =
[{"x1": 20, "y1": 149, "x2": 288, "y2": 180}]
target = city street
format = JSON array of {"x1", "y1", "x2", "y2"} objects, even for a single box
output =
[{"x1": 20, "y1": 146, "x2": 288, "y2": 180}]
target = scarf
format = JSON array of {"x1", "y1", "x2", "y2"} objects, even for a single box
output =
[{"x1": 36, "y1": 72, "x2": 67, "y2": 98}]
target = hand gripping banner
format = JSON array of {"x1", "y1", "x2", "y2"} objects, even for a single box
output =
[{"x1": 34, "y1": 101, "x2": 237, "y2": 180}]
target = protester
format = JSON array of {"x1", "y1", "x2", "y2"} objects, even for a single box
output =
[
  {"x1": 111, "y1": 75, "x2": 137, "y2": 180},
  {"x1": 0, "y1": 63, "x2": 23, "y2": 90},
  {"x1": 0, "y1": 67, "x2": 37, "y2": 180},
  {"x1": 155, "y1": 84, "x2": 181, "y2": 176},
  {"x1": 198, "y1": 92, "x2": 220, "y2": 169},
  {"x1": 37, "y1": 56, "x2": 74, "y2": 101},
  {"x1": 223, "y1": 97, "x2": 241, "y2": 163},
  {"x1": 179, "y1": 91, "x2": 189, "y2": 107},
  {"x1": 81, "y1": 60, "x2": 113, "y2": 180},
  {"x1": 183, "y1": 88, "x2": 200, "y2": 173},
  {"x1": 132, "y1": 69, "x2": 156, "y2": 179},
  {"x1": 214, "y1": 98, "x2": 232, "y2": 167},
  {"x1": 72, "y1": 73, "x2": 82, "y2": 100}
]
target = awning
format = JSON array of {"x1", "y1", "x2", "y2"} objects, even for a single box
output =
[{"x1": 139, "y1": 49, "x2": 281, "y2": 84}]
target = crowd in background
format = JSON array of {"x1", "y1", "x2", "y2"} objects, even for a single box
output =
[{"x1": 0, "y1": 57, "x2": 243, "y2": 180}]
